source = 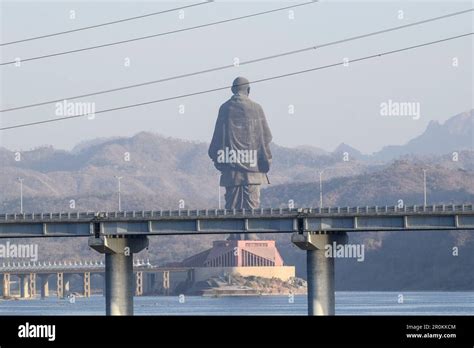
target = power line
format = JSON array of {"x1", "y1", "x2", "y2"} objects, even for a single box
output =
[
  {"x1": 0, "y1": 1, "x2": 315, "y2": 66},
  {"x1": 1, "y1": 32, "x2": 470, "y2": 132},
  {"x1": 1, "y1": 8, "x2": 471, "y2": 113},
  {"x1": 314, "y1": 8, "x2": 473, "y2": 49},
  {"x1": 0, "y1": 1, "x2": 213, "y2": 47}
]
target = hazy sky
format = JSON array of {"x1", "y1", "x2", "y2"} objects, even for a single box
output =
[{"x1": 0, "y1": 0, "x2": 472, "y2": 154}]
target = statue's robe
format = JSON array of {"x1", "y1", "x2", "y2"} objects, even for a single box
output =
[{"x1": 209, "y1": 93, "x2": 272, "y2": 240}]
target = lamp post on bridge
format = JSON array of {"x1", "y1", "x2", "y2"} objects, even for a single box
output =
[
  {"x1": 17, "y1": 177, "x2": 24, "y2": 214},
  {"x1": 114, "y1": 176, "x2": 123, "y2": 211},
  {"x1": 318, "y1": 166, "x2": 352, "y2": 209},
  {"x1": 218, "y1": 176, "x2": 222, "y2": 209},
  {"x1": 423, "y1": 169, "x2": 427, "y2": 206}
]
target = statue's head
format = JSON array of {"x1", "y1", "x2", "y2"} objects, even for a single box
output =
[{"x1": 231, "y1": 77, "x2": 250, "y2": 96}]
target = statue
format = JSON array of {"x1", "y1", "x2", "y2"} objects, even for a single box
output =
[{"x1": 208, "y1": 77, "x2": 273, "y2": 240}]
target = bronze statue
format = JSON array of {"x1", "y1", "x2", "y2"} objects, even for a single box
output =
[{"x1": 208, "y1": 77, "x2": 273, "y2": 240}]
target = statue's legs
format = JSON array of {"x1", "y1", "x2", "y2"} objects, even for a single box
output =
[{"x1": 225, "y1": 184, "x2": 260, "y2": 240}]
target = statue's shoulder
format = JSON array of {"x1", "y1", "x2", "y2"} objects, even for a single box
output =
[
  {"x1": 220, "y1": 97, "x2": 235, "y2": 108},
  {"x1": 239, "y1": 96, "x2": 262, "y2": 110},
  {"x1": 218, "y1": 99, "x2": 231, "y2": 115},
  {"x1": 224, "y1": 96, "x2": 264, "y2": 113},
  {"x1": 247, "y1": 98, "x2": 264, "y2": 114}
]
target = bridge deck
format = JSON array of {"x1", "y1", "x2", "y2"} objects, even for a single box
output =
[{"x1": 0, "y1": 204, "x2": 472, "y2": 238}]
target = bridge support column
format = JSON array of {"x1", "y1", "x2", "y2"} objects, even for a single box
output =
[
  {"x1": 135, "y1": 271, "x2": 143, "y2": 296},
  {"x1": 39, "y1": 275, "x2": 50, "y2": 299},
  {"x1": 57, "y1": 272, "x2": 64, "y2": 299},
  {"x1": 83, "y1": 272, "x2": 91, "y2": 297},
  {"x1": 2, "y1": 273, "x2": 11, "y2": 297},
  {"x1": 163, "y1": 271, "x2": 170, "y2": 295},
  {"x1": 187, "y1": 269, "x2": 195, "y2": 285},
  {"x1": 19, "y1": 274, "x2": 30, "y2": 298},
  {"x1": 89, "y1": 235, "x2": 149, "y2": 316},
  {"x1": 292, "y1": 231, "x2": 347, "y2": 316},
  {"x1": 29, "y1": 273, "x2": 36, "y2": 298}
]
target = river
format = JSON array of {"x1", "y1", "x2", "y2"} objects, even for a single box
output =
[{"x1": 1, "y1": 291, "x2": 473, "y2": 315}]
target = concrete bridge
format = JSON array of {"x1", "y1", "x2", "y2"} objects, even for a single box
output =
[
  {"x1": 0, "y1": 204, "x2": 473, "y2": 315},
  {"x1": 0, "y1": 259, "x2": 191, "y2": 300}
]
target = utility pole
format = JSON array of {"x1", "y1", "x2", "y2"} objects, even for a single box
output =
[
  {"x1": 423, "y1": 169, "x2": 427, "y2": 206},
  {"x1": 18, "y1": 177, "x2": 24, "y2": 213},
  {"x1": 114, "y1": 176, "x2": 123, "y2": 211}
]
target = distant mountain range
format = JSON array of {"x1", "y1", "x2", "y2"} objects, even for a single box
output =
[
  {"x1": 0, "y1": 109, "x2": 472, "y2": 290},
  {"x1": 373, "y1": 110, "x2": 473, "y2": 161},
  {"x1": 329, "y1": 110, "x2": 473, "y2": 161}
]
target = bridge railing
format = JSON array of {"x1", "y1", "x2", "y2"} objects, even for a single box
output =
[
  {"x1": 0, "y1": 259, "x2": 154, "y2": 272},
  {"x1": 0, "y1": 204, "x2": 472, "y2": 222}
]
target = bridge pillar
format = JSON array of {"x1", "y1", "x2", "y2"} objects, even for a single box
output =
[
  {"x1": 135, "y1": 271, "x2": 143, "y2": 296},
  {"x1": 83, "y1": 272, "x2": 91, "y2": 297},
  {"x1": 39, "y1": 274, "x2": 50, "y2": 298},
  {"x1": 19, "y1": 274, "x2": 30, "y2": 298},
  {"x1": 57, "y1": 272, "x2": 64, "y2": 299},
  {"x1": 89, "y1": 235, "x2": 149, "y2": 316},
  {"x1": 29, "y1": 273, "x2": 36, "y2": 298},
  {"x1": 163, "y1": 271, "x2": 170, "y2": 295},
  {"x1": 187, "y1": 269, "x2": 195, "y2": 285},
  {"x1": 2, "y1": 273, "x2": 11, "y2": 297},
  {"x1": 292, "y1": 231, "x2": 347, "y2": 316}
]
